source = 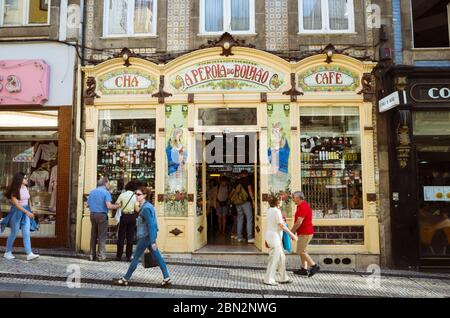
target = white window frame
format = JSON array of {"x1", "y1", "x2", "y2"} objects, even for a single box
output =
[
  {"x1": 103, "y1": 0, "x2": 157, "y2": 38},
  {"x1": 298, "y1": 0, "x2": 355, "y2": 34},
  {"x1": 0, "y1": 0, "x2": 51, "y2": 27},
  {"x1": 199, "y1": 0, "x2": 255, "y2": 36}
]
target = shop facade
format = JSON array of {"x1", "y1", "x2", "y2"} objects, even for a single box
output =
[
  {"x1": 382, "y1": 67, "x2": 450, "y2": 270},
  {"x1": 0, "y1": 42, "x2": 76, "y2": 248},
  {"x1": 81, "y1": 45, "x2": 379, "y2": 268}
]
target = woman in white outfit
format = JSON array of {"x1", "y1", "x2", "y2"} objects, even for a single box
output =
[{"x1": 264, "y1": 196, "x2": 297, "y2": 286}]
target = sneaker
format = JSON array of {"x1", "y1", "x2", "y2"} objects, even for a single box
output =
[
  {"x1": 264, "y1": 281, "x2": 279, "y2": 286},
  {"x1": 3, "y1": 252, "x2": 15, "y2": 260},
  {"x1": 237, "y1": 238, "x2": 246, "y2": 243},
  {"x1": 97, "y1": 256, "x2": 108, "y2": 262},
  {"x1": 231, "y1": 235, "x2": 238, "y2": 240},
  {"x1": 293, "y1": 268, "x2": 309, "y2": 276},
  {"x1": 247, "y1": 238, "x2": 255, "y2": 244},
  {"x1": 89, "y1": 255, "x2": 96, "y2": 261},
  {"x1": 26, "y1": 253, "x2": 40, "y2": 261},
  {"x1": 308, "y1": 264, "x2": 320, "y2": 277}
]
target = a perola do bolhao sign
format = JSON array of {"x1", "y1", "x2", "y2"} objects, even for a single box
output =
[{"x1": 169, "y1": 59, "x2": 286, "y2": 93}]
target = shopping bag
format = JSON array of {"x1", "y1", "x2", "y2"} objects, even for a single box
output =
[
  {"x1": 282, "y1": 225, "x2": 292, "y2": 253},
  {"x1": 141, "y1": 250, "x2": 159, "y2": 268}
]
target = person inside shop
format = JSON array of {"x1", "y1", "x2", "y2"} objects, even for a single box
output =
[
  {"x1": 230, "y1": 170, "x2": 255, "y2": 244},
  {"x1": 207, "y1": 179, "x2": 218, "y2": 227},
  {"x1": 216, "y1": 177, "x2": 230, "y2": 236},
  {"x1": 264, "y1": 195, "x2": 297, "y2": 286},
  {"x1": 115, "y1": 181, "x2": 139, "y2": 262},
  {"x1": 115, "y1": 187, "x2": 171, "y2": 287},
  {"x1": 291, "y1": 191, "x2": 320, "y2": 277},
  {"x1": 87, "y1": 177, "x2": 120, "y2": 262},
  {"x1": 1, "y1": 172, "x2": 40, "y2": 261}
]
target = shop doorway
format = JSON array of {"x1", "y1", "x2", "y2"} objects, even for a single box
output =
[
  {"x1": 196, "y1": 132, "x2": 260, "y2": 250},
  {"x1": 414, "y1": 111, "x2": 450, "y2": 269}
]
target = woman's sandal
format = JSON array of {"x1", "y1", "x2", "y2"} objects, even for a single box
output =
[
  {"x1": 161, "y1": 278, "x2": 172, "y2": 287},
  {"x1": 115, "y1": 278, "x2": 129, "y2": 286}
]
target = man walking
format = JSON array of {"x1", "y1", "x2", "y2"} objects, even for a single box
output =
[
  {"x1": 291, "y1": 191, "x2": 320, "y2": 277},
  {"x1": 230, "y1": 170, "x2": 255, "y2": 244},
  {"x1": 87, "y1": 177, "x2": 119, "y2": 261}
]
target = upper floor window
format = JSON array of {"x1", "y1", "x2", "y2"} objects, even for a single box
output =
[
  {"x1": 0, "y1": 0, "x2": 50, "y2": 26},
  {"x1": 200, "y1": 0, "x2": 255, "y2": 35},
  {"x1": 299, "y1": 0, "x2": 354, "y2": 34},
  {"x1": 412, "y1": 0, "x2": 450, "y2": 48},
  {"x1": 103, "y1": 0, "x2": 157, "y2": 37}
]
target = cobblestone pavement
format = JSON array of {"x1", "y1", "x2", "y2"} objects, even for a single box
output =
[{"x1": 0, "y1": 255, "x2": 449, "y2": 298}]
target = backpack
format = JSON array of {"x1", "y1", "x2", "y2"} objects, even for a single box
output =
[{"x1": 230, "y1": 184, "x2": 248, "y2": 206}]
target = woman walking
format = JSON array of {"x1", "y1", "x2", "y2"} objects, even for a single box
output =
[
  {"x1": 1, "y1": 173, "x2": 39, "y2": 261},
  {"x1": 264, "y1": 196, "x2": 297, "y2": 286},
  {"x1": 115, "y1": 187, "x2": 171, "y2": 286}
]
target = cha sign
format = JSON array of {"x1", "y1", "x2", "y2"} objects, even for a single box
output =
[
  {"x1": 169, "y1": 59, "x2": 286, "y2": 93},
  {"x1": 0, "y1": 60, "x2": 50, "y2": 105},
  {"x1": 98, "y1": 69, "x2": 157, "y2": 95},
  {"x1": 298, "y1": 66, "x2": 360, "y2": 92}
]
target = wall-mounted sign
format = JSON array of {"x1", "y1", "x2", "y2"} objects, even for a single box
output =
[
  {"x1": 169, "y1": 59, "x2": 286, "y2": 93},
  {"x1": 98, "y1": 69, "x2": 157, "y2": 95},
  {"x1": 298, "y1": 66, "x2": 360, "y2": 92},
  {"x1": 410, "y1": 83, "x2": 450, "y2": 103},
  {"x1": 0, "y1": 60, "x2": 50, "y2": 105},
  {"x1": 379, "y1": 90, "x2": 407, "y2": 113},
  {"x1": 424, "y1": 186, "x2": 450, "y2": 202}
]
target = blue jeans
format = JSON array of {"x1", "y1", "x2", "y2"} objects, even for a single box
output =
[
  {"x1": 124, "y1": 236, "x2": 169, "y2": 281},
  {"x1": 6, "y1": 205, "x2": 32, "y2": 255},
  {"x1": 237, "y1": 201, "x2": 254, "y2": 240}
]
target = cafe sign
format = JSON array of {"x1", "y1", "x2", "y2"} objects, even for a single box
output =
[
  {"x1": 169, "y1": 59, "x2": 285, "y2": 93},
  {"x1": 410, "y1": 83, "x2": 450, "y2": 103},
  {"x1": 0, "y1": 60, "x2": 50, "y2": 105},
  {"x1": 98, "y1": 69, "x2": 157, "y2": 95},
  {"x1": 298, "y1": 66, "x2": 360, "y2": 92}
]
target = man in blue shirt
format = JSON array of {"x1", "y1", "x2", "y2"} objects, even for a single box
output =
[{"x1": 87, "y1": 177, "x2": 119, "y2": 261}]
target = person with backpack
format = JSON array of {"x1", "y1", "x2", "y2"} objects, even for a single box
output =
[
  {"x1": 115, "y1": 181, "x2": 139, "y2": 262},
  {"x1": 230, "y1": 170, "x2": 255, "y2": 244},
  {"x1": 216, "y1": 177, "x2": 230, "y2": 235}
]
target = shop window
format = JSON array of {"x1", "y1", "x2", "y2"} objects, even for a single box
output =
[
  {"x1": 198, "y1": 108, "x2": 257, "y2": 126},
  {"x1": 200, "y1": 0, "x2": 255, "y2": 35},
  {"x1": 298, "y1": 0, "x2": 355, "y2": 34},
  {"x1": 0, "y1": 110, "x2": 58, "y2": 238},
  {"x1": 412, "y1": 0, "x2": 450, "y2": 48},
  {"x1": 300, "y1": 107, "x2": 363, "y2": 220},
  {"x1": 103, "y1": 0, "x2": 157, "y2": 37},
  {"x1": 414, "y1": 111, "x2": 450, "y2": 259},
  {"x1": 0, "y1": 0, "x2": 50, "y2": 26}
]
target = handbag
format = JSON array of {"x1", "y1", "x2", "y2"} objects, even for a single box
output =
[
  {"x1": 141, "y1": 250, "x2": 159, "y2": 268},
  {"x1": 282, "y1": 224, "x2": 292, "y2": 253}
]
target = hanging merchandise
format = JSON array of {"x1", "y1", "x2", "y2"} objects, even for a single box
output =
[{"x1": 31, "y1": 142, "x2": 58, "y2": 168}]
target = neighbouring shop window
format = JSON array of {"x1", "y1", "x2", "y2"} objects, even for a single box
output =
[
  {"x1": 414, "y1": 111, "x2": 450, "y2": 259},
  {"x1": 412, "y1": 0, "x2": 450, "y2": 48},
  {"x1": 0, "y1": 0, "x2": 50, "y2": 26},
  {"x1": 103, "y1": 0, "x2": 157, "y2": 37},
  {"x1": 200, "y1": 0, "x2": 255, "y2": 34},
  {"x1": 299, "y1": 0, "x2": 355, "y2": 33},
  {"x1": 198, "y1": 108, "x2": 257, "y2": 126},
  {"x1": 0, "y1": 110, "x2": 58, "y2": 238},
  {"x1": 300, "y1": 107, "x2": 363, "y2": 219}
]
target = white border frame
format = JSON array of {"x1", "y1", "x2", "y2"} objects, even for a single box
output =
[
  {"x1": 298, "y1": 0, "x2": 355, "y2": 34},
  {"x1": 0, "y1": 0, "x2": 51, "y2": 27},
  {"x1": 199, "y1": 0, "x2": 256, "y2": 36},
  {"x1": 102, "y1": 0, "x2": 158, "y2": 38}
]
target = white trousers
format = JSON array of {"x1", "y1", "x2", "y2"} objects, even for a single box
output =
[{"x1": 264, "y1": 232, "x2": 288, "y2": 284}]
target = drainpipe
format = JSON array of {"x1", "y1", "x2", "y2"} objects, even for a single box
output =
[{"x1": 75, "y1": 0, "x2": 87, "y2": 252}]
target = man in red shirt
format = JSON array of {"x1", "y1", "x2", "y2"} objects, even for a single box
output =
[{"x1": 291, "y1": 191, "x2": 320, "y2": 277}]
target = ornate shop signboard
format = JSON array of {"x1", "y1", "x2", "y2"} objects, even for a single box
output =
[
  {"x1": 298, "y1": 66, "x2": 360, "y2": 92},
  {"x1": 169, "y1": 59, "x2": 286, "y2": 93},
  {"x1": 0, "y1": 60, "x2": 50, "y2": 105},
  {"x1": 97, "y1": 69, "x2": 158, "y2": 95},
  {"x1": 410, "y1": 83, "x2": 450, "y2": 103}
]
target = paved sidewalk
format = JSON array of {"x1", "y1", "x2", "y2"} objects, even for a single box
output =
[{"x1": 0, "y1": 255, "x2": 449, "y2": 298}]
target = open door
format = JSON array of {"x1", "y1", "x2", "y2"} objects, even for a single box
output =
[
  {"x1": 194, "y1": 133, "x2": 207, "y2": 250},
  {"x1": 254, "y1": 133, "x2": 262, "y2": 250}
]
